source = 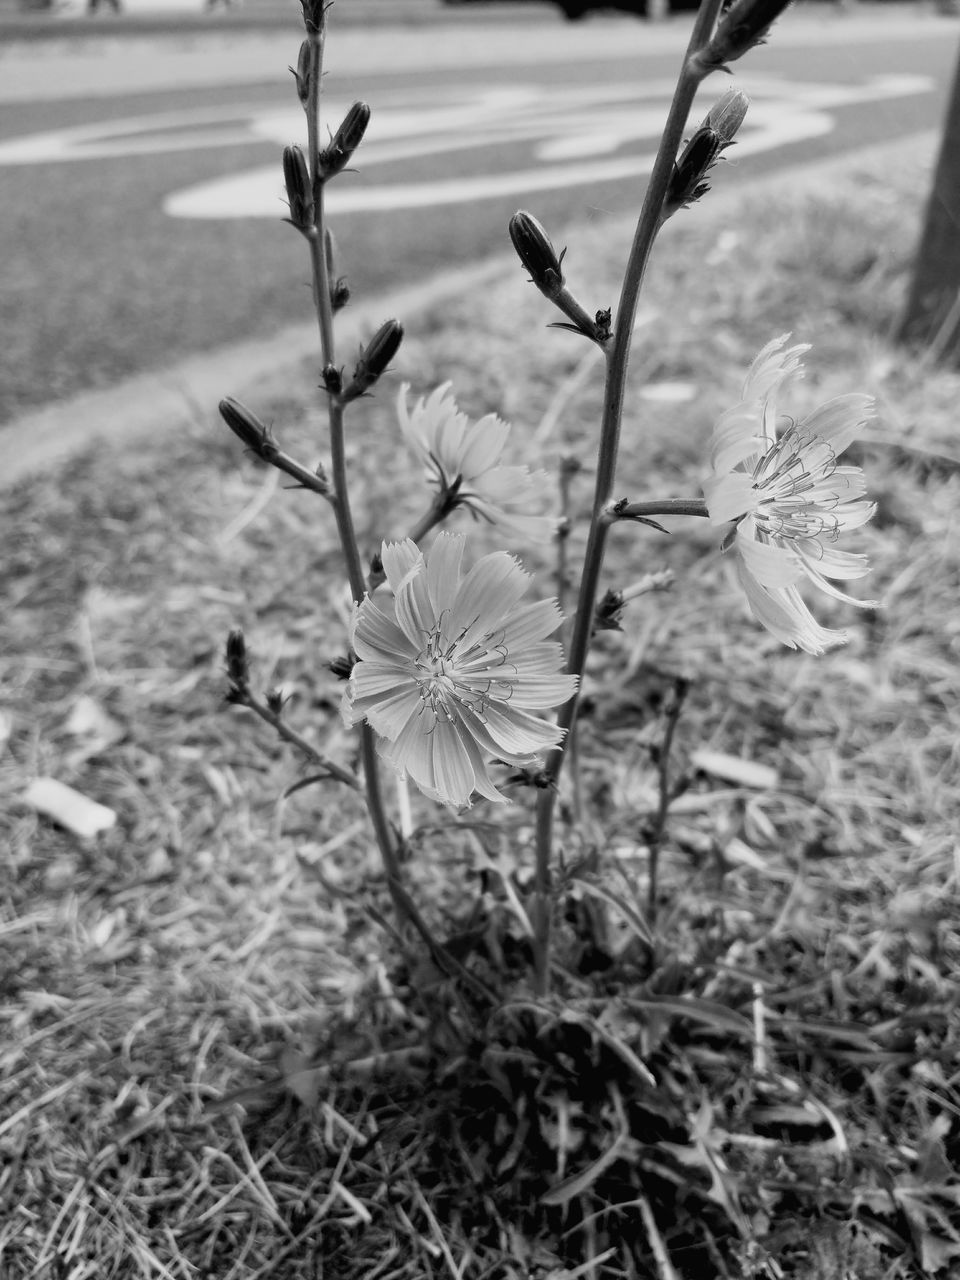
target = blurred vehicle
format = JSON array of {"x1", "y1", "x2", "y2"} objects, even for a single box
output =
[{"x1": 441, "y1": 0, "x2": 700, "y2": 19}]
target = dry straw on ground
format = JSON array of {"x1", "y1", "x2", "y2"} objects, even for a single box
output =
[{"x1": 2, "y1": 136, "x2": 959, "y2": 1278}]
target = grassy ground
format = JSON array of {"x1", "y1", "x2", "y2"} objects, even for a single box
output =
[{"x1": 3, "y1": 133, "x2": 960, "y2": 1278}]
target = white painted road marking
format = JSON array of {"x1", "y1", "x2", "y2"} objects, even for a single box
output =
[{"x1": 0, "y1": 73, "x2": 932, "y2": 218}]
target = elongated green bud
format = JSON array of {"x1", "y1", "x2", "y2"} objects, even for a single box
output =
[
  {"x1": 693, "y1": 0, "x2": 793, "y2": 72},
  {"x1": 665, "y1": 89, "x2": 748, "y2": 214},
  {"x1": 290, "y1": 40, "x2": 311, "y2": 109},
  {"x1": 299, "y1": 0, "x2": 326, "y2": 35},
  {"x1": 219, "y1": 397, "x2": 271, "y2": 453},
  {"x1": 509, "y1": 211, "x2": 607, "y2": 345},
  {"x1": 342, "y1": 320, "x2": 403, "y2": 402},
  {"x1": 510, "y1": 210, "x2": 564, "y2": 292},
  {"x1": 319, "y1": 102, "x2": 371, "y2": 181},
  {"x1": 707, "y1": 88, "x2": 750, "y2": 142},
  {"x1": 283, "y1": 145, "x2": 314, "y2": 231},
  {"x1": 225, "y1": 629, "x2": 250, "y2": 695}
]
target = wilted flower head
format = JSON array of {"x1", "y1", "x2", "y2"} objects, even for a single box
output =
[
  {"x1": 398, "y1": 383, "x2": 555, "y2": 541},
  {"x1": 343, "y1": 533, "x2": 577, "y2": 807},
  {"x1": 703, "y1": 335, "x2": 876, "y2": 654}
]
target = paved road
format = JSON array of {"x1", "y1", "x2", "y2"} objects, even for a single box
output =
[{"x1": 1, "y1": 8, "x2": 957, "y2": 426}]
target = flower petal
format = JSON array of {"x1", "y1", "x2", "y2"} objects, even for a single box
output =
[
  {"x1": 710, "y1": 405, "x2": 767, "y2": 473},
  {"x1": 741, "y1": 333, "x2": 809, "y2": 403},
  {"x1": 735, "y1": 527, "x2": 804, "y2": 589},
  {"x1": 362, "y1": 686, "x2": 423, "y2": 741},
  {"x1": 704, "y1": 472, "x2": 757, "y2": 525},
  {"x1": 499, "y1": 600, "x2": 565, "y2": 649},
  {"x1": 380, "y1": 539, "x2": 421, "y2": 595},
  {"x1": 379, "y1": 706, "x2": 436, "y2": 790},
  {"x1": 425, "y1": 532, "x2": 464, "y2": 620},
  {"x1": 795, "y1": 541, "x2": 872, "y2": 581},
  {"x1": 736, "y1": 560, "x2": 845, "y2": 654},
  {"x1": 431, "y1": 717, "x2": 477, "y2": 807},
  {"x1": 798, "y1": 394, "x2": 874, "y2": 456},
  {"x1": 472, "y1": 702, "x2": 565, "y2": 758},
  {"x1": 353, "y1": 598, "x2": 418, "y2": 662},
  {"x1": 452, "y1": 552, "x2": 530, "y2": 645},
  {"x1": 393, "y1": 559, "x2": 436, "y2": 649},
  {"x1": 799, "y1": 559, "x2": 879, "y2": 608},
  {"x1": 457, "y1": 414, "x2": 511, "y2": 477}
]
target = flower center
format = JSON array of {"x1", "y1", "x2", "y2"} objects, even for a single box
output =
[
  {"x1": 750, "y1": 429, "x2": 843, "y2": 542},
  {"x1": 413, "y1": 624, "x2": 512, "y2": 721}
]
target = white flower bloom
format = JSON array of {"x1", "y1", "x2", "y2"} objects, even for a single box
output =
[
  {"x1": 397, "y1": 383, "x2": 556, "y2": 542},
  {"x1": 703, "y1": 335, "x2": 877, "y2": 655},
  {"x1": 343, "y1": 533, "x2": 577, "y2": 807}
]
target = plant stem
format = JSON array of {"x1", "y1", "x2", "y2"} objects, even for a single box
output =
[
  {"x1": 406, "y1": 490, "x2": 455, "y2": 546},
  {"x1": 304, "y1": 31, "x2": 336, "y2": 362},
  {"x1": 530, "y1": 0, "x2": 725, "y2": 997},
  {"x1": 301, "y1": 20, "x2": 416, "y2": 941},
  {"x1": 308, "y1": 222, "x2": 336, "y2": 374},
  {"x1": 359, "y1": 724, "x2": 420, "y2": 927},
  {"x1": 239, "y1": 688, "x2": 360, "y2": 789},
  {"x1": 326, "y1": 397, "x2": 368, "y2": 603},
  {"x1": 611, "y1": 498, "x2": 709, "y2": 522},
  {"x1": 647, "y1": 676, "x2": 689, "y2": 919}
]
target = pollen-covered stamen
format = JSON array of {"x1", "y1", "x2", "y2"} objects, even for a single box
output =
[
  {"x1": 749, "y1": 428, "x2": 848, "y2": 542},
  {"x1": 413, "y1": 623, "x2": 514, "y2": 720}
]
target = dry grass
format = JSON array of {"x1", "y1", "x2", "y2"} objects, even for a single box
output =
[{"x1": 2, "y1": 135, "x2": 959, "y2": 1278}]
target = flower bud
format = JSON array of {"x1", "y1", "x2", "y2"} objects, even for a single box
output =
[
  {"x1": 332, "y1": 277, "x2": 350, "y2": 312},
  {"x1": 225, "y1": 629, "x2": 250, "y2": 694},
  {"x1": 219, "y1": 397, "x2": 271, "y2": 454},
  {"x1": 594, "y1": 589, "x2": 625, "y2": 632},
  {"x1": 290, "y1": 40, "x2": 311, "y2": 108},
  {"x1": 299, "y1": 0, "x2": 326, "y2": 35},
  {"x1": 665, "y1": 90, "x2": 748, "y2": 214},
  {"x1": 509, "y1": 211, "x2": 564, "y2": 294},
  {"x1": 342, "y1": 320, "x2": 403, "y2": 402},
  {"x1": 319, "y1": 102, "x2": 371, "y2": 181},
  {"x1": 707, "y1": 88, "x2": 750, "y2": 142},
  {"x1": 594, "y1": 308, "x2": 612, "y2": 343},
  {"x1": 283, "y1": 145, "x2": 314, "y2": 231},
  {"x1": 510, "y1": 210, "x2": 607, "y2": 345},
  {"x1": 693, "y1": 0, "x2": 793, "y2": 72},
  {"x1": 322, "y1": 364, "x2": 343, "y2": 395},
  {"x1": 328, "y1": 654, "x2": 355, "y2": 681}
]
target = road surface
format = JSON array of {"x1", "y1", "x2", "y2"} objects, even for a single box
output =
[{"x1": 0, "y1": 7, "x2": 957, "y2": 425}]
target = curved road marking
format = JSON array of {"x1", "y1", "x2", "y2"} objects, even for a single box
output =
[{"x1": 0, "y1": 73, "x2": 931, "y2": 219}]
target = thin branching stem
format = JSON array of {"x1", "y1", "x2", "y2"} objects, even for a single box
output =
[
  {"x1": 648, "y1": 677, "x2": 689, "y2": 919},
  {"x1": 406, "y1": 490, "x2": 456, "y2": 546},
  {"x1": 326, "y1": 398, "x2": 368, "y2": 603},
  {"x1": 304, "y1": 31, "x2": 335, "y2": 360},
  {"x1": 300, "y1": 19, "x2": 421, "y2": 944},
  {"x1": 611, "y1": 498, "x2": 709, "y2": 522},
  {"x1": 530, "y1": 0, "x2": 725, "y2": 997},
  {"x1": 309, "y1": 218, "x2": 336, "y2": 368},
  {"x1": 238, "y1": 689, "x2": 360, "y2": 790}
]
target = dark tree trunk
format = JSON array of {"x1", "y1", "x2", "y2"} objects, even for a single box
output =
[{"x1": 897, "y1": 45, "x2": 960, "y2": 365}]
